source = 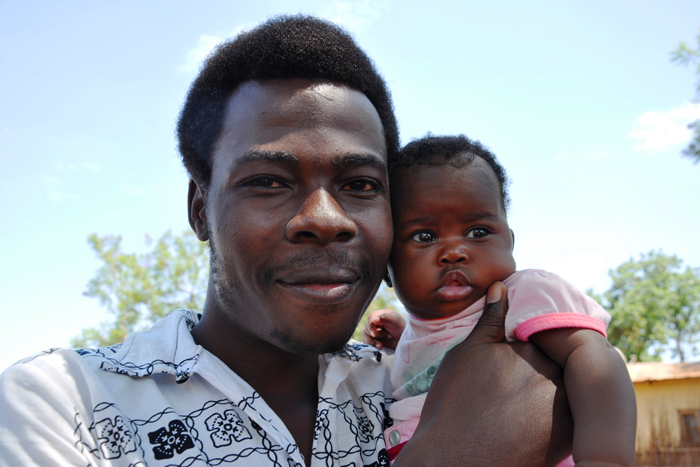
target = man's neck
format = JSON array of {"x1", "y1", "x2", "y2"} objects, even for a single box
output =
[{"x1": 191, "y1": 306, "x2": 320, "y2": 466}]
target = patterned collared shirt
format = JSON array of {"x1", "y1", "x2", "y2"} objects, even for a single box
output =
[{"x1": 0, "y1": 309, "x2": 393, "y2": 467}]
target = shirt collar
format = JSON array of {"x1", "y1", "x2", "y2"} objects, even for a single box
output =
[
  {"x1": 78, "y1": 309, "x2": 201, "y2": 382},
  {"x1": 84, "y1": 309, "x2": 382, "y2": 383}
]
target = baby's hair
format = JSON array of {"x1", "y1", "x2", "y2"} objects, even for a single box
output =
[{"x1": 393, "y1": 134, "x2": 510, "y2": 210}]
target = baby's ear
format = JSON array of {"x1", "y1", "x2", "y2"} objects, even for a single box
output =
[{"x1": 383, "y1": 268, "x2": 393, "y2": 288}]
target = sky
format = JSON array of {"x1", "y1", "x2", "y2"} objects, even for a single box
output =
[{"x1": 1, "y1": 0, "x2": 699, "y2": 371}]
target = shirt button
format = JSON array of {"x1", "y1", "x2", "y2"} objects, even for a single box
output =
[{"x1": 388, "y1": 429, "x2": 401, "y2": 447}]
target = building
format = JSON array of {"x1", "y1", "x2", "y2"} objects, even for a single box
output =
[{"x1": 628, "y1": 361, "x2": 700, "y2": 466}]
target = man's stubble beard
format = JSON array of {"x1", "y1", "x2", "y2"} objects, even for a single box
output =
[{"x1": 207, "y1": 230, "x2": 371, "y2": 355}]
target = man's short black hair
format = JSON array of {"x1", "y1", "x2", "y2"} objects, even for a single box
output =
[
  {"x1": 177, "y1": 15, "x2": 398, "y2": 192},
  {"x1": 393, "y1": 134, "x2": 511, "y2": 210}
]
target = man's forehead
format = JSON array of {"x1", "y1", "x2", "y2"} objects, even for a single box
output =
[
  {"x1": 210, "y1": 79, "x2": 386, "y2": 171},
  {"x1": 223, "y1": 79, "x2": 381, "y2": 128},
  {"x1": 219, "y1": 79, "x2": 386, "y2": 149}
]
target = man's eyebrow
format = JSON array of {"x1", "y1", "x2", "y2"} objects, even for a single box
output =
[
  {"x1": 333, "y1": 153, "x2": 387, "y2": 174},
  {"x1": 233, "y1": 149, "x2": 300, "y2": 168}
]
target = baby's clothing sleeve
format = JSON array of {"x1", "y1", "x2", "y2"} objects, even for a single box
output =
[{"x1": 503, "y1": 269, "x2": 610, "y2": 342}]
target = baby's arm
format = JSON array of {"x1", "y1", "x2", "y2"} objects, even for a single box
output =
[
  {"x1": 529, "y1": 328, "x2": 636, "y2": 467},
  {"x1": 362, "y1": 309, "x2": 406, "y2": 350}
]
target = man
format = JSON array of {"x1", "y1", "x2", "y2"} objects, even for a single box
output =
[{"x1": 0, "y1": 16, "x2": 571, "y2": 466}]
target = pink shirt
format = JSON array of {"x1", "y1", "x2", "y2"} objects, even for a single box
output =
[
  {"x1": 391, "y1": 269, "x2": 609, "y2": 404},
  {"x1": 384, "y1": 270, "x2": 609, "y2": 467}
]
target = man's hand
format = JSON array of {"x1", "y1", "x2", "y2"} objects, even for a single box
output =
[
  {"x1": 394, "y1": 282, "x2": 574, "y2": 467},
  {"x1": 362, "y1": 309, "x2": 406, "y2": 350}
]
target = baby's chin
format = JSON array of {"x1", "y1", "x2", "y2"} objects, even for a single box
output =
[{"x1": 408, "y1": 294, "x2": 487, "y2": 320}]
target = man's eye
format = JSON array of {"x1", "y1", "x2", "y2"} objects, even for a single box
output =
[
  {"x1": 248, "y1": 177, "x2": 284, "y2": 188},
  {"x1": 342, "y1": 179, "x2": 377, "y2": 192},
  {"x1": 411, "y1": 231, "x2": 437, "y2": 243},
  {"x1": 465, "y1": 228, "x2": 489, "y2": 239}
]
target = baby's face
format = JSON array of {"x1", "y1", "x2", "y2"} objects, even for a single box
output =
[{"x1": 388, "y1": 157, "x2": 516, "y2": 319}]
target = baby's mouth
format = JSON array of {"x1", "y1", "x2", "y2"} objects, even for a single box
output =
[{"x1": 435, "y1": 270, "x2": 473, "y2": 302}]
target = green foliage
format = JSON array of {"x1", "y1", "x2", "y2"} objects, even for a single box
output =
[
  {"x1": 671, "y1": 29, "x2": 700, "y2": 163},
  {"x1": 72, "y1": 231, "x2": 209, "y2": 348},
  {"x1": 351, "y1": 284, "x2": 402, "y2": 342},
  {"x1": 598, "y1": 251, "x2": 700, "y2": 362}
]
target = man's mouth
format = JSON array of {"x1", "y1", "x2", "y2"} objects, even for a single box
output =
[
  {"x1": 435, "y1": 270, "x2": 473, "y2": 301},
  {"x1": 277, "y1": 268, "x2": 359, "y2": 302}
]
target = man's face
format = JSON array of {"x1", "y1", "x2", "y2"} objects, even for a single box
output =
[{"x1": 194, "y1": 79, "x2": 392, "y2": 355}]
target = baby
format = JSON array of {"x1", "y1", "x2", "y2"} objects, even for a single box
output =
[{"x1": 363, "y1": 135, "x2": 636, "y2": 466}]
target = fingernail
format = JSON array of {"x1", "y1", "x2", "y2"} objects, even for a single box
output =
[{"x1": 486, "y1": 284, "x2": 502, "y2": 304}]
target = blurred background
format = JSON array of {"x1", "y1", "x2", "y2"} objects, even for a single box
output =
[{"x1": 1, "y1": 0, "x2": 699, "y2": 371}]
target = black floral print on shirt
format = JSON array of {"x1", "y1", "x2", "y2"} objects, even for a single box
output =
[{"x1": 147, "y1": 420, "x2": 195, "y2": 460}]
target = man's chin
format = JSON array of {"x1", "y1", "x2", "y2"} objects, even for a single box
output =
[{"x1": 270, "y1": 328, "x2": 354, "y2": 356}]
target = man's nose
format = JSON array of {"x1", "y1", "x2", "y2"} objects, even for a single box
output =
[
  {"x1": 285, "y1": 188, "x2": 358, "y2": 245},
  {"x1": 438, "y1": 239, "x2": 470, "y2": 265}
]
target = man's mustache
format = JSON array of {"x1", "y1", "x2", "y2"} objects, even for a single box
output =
[{"x1": 259, "y1": 249, "x2": 376, "y2": 288}]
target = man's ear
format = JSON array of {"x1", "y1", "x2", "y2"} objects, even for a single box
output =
[
  {"x1": 510, "y1": 229, "x2": 515, "y2": 251},
  {"x1": 383, "y1": 267, "x2": 393, "y2": 288},
  {"x1": 188, "y1": 179, "x2": 209, "y2": 241}
]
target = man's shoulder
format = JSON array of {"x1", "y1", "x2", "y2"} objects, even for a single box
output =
[
  {"x1": 1, "y1": 344, "x2": 112, "y2": 384},
  {"x1": 1, "y1": 346, "x2": 92, "y2": 386},
  {"x1": 2, "y1": 308, "x2": 201, "y2": 385}
]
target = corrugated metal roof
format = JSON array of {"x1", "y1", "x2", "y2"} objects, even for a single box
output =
[{"x1": 627, "y1": 361, "x2": 700, "y2": 383}]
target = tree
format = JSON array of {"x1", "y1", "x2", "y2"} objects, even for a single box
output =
[
  {"x1": 596, "y1": 251, "x2": 700, "y2": 362},
  {"x1": 72, "y1": 230, "x2": 210, "y2": 347},
  {"x1": 672, "y1": 29, "x2": 700, "y2": 164}
]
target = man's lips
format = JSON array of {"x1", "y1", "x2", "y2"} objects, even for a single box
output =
[
  {"x1": 276, "y1": 268, "x2": 359, "y2": 302},
  {"x1": 435, "y1": 270, "x2": 473, "y2": 301}
]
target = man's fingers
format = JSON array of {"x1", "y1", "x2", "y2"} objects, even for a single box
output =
[{"x1": 468, "y1": 282, "x2": 508, "y2": 344}]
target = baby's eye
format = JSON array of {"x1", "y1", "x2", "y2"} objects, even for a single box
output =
[
  {"x1": 465, "y1": 228, "x2": 489, "y2": 239},
  {"x1": 411, "y1": 231, "x2": 437, "y2": 243}
]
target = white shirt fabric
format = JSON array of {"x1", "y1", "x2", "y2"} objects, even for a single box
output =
[{"x1": 0, "y1": 309, "x2": 393, "y2": 467}]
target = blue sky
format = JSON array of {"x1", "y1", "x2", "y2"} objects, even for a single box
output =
[{"x1": 1, "y1": 0, "x2": 699, "y2": 370}]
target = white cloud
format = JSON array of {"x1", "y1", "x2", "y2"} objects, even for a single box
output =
[
  {"x1": 629, "y1": 102, "x2": 700, "y2": 152},
  {"x1": 118, "y1": 183, "x2": 149, "y2": 198},
  {"x1": 582, "y1": 151, "x2": 609, "y2": 160},
  {"x1": 41, "y1": 176, "x2": 75, "y2": 203},
  {"x1": 554, "y1": 151, "x2": 608, "y2": 161},
  {"x1": 54, "y1": 162, "x2": 100, "y2": 172},
  {"x1": 177, "y1": 23, "x2": 260, "y2": 75},
  {"x1": 176, "y1": 5, "x2": 391, "y2": 76},
  {"x1": 325, "y1": 0, "x2": 391, "y2": 32},
  {"x1": 178, "y1": 35, "x2": 224, "y2": 74}
]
